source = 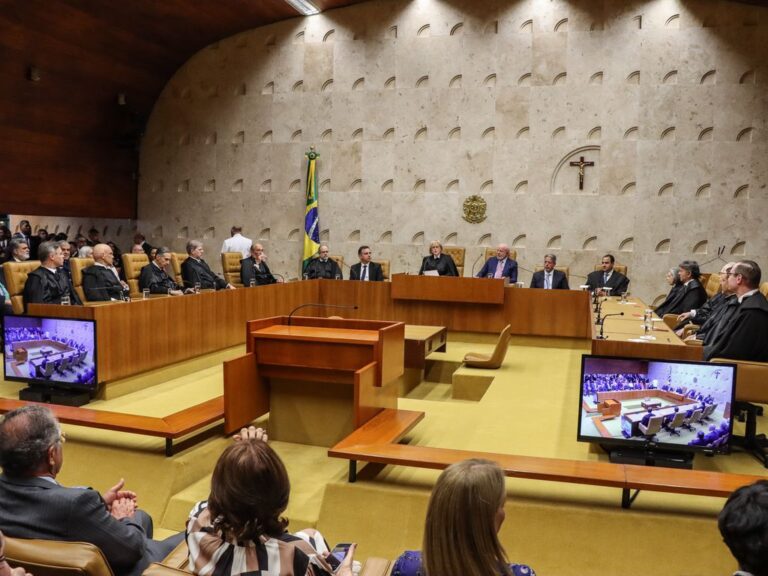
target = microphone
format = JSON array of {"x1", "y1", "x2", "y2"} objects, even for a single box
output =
[
  {"x1": 287, "y1": 303, "x2": 359, "y2": 325},
  {"x1": 470, "y1": 253, "x2": 485, "y2": 277},
  {"x1": 596, "y1": 312, "x2": 624, "y2": 339}
]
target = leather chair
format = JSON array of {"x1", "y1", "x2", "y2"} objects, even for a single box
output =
[
  {"x1": 121, "y1": 253, "x2": 149, "y2": 298},
  {"x1": 534, "y1": 265, "x2": 570, "y2": 282},
  {"x1": 593, "y1": 263, "x2": 628, "y2": 277},
  {"x1": 376, "y1": 260, "x2": 390, "y2": 281},
  {"x1": 170, "y1": 254, "x2": 189, "y2": 287},
  {"x1": 483, "y1": 247, "x2": 518, "y2": 262},
  {"x1": 69, "y1": 257, "x2": 94, "y2": 304},
  {"x1": 2, "y1": 260, "x2": 42, "y2": 314},
  {"x1": 330, "y1": 255, "x2": 344, "y2": 274},
  {"x1": 703, "y1": 273, "x2": 721, "y2": 299},
  {"x1": 760, "y1": 281, "x2": 768, "y2": 297},
  {"x1": 639, "y1": 415, "x2": 663, "y2": 439},
  {"x1": 221, "y1": 252, "x2": 244, "y2": 288},
  {"x1": 4, "y1": 536, "x2": 114, "y2": 576},
  {"x1": 463, "y1": 324, "x2": 512, "y2": 369},
  {"x1": 442, "y1": 246, "x2": 465, "y2": 276}
]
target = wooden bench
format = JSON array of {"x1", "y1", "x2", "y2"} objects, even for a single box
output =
[
  {"x1": 329, "y1": 409, "x2": 764, "y2": 507},
  {"x1": 0, "y1": 397, "x2": 224, "y2": 456}
]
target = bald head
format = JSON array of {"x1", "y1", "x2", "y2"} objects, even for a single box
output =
[
  {"x1": 496, "y1": 244, "x2": 510, "y2": 259},
  {"x1": 91, "y1": 243, "x2": 114, "y2": 266}
]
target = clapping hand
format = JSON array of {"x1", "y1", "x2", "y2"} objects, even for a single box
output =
[
  {"x1": 103, "y1": 478, "x2": 137, "y2": 510},
  {"x1": 234, "y1": 426, "x2": 268, "y2": 443}
]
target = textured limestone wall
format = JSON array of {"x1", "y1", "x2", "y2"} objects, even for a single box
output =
[{"x1": 138, "y1": 0, "x2": 768, "y2": 304}]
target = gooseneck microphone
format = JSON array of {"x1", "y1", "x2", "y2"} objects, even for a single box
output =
[
  {"x1": 596, "y1": 312, "x2": 624, "y2": 339},
  {"x1": 470, "y1": 253, "x2": 485, "y2": 277},
  {"x1": 287, "y1": 303, "x2": 359, "y2": 325}
]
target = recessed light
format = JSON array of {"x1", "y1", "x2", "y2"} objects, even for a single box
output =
[{"x1": 284, "y1": 0, "x2": 320, "y2": 16}]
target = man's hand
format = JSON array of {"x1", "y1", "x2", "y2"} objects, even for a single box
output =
[
  {"x1": 109, "y1": 497, "x2": 136, "y2": 520},
  {"x1": 103, "y1": 478, "x2": 137, "y2": 509},
  {"x1": 226, "y1": 283, "x2": 236, "y2": 290},
  {"x1": 677, "y1": 312, "x2": 692, "y2": 322},
  {"x1": 233, "y1": 426, "x2": 268, "y2": 443}
]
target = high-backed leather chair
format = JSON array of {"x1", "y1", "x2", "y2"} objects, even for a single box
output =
[
  {"x1": 221, "y1": 252, "x2": 244, "y2": 287},
  {"x1": 2, "y1": 260, "x2": 41, "y2": 314},
  {"x1": 534, "y1": 265, "x2": 570, "y2": 282},
  {"x1": 121, "y1": 253, "x2": 149, "y2": 298},
  {"x1": 69, "y1": 257, "x2": 94, "y2": 304},
  {"x1": 442, "y1": 246, "x2": 465, "y2": 276},
  {"x1": 703, "y1": 273, "x2": 721, "y2": 299},
  {"x1": 330, "y1": 255, "x2": 344, "y2": 273},
  {"x1": 760, "y1": 282, "x2": 768, "y2": 297},
  {"x1": 483, "y1": 247, "x2": 518, "y2": 262},
  {"x1": 376, "y1": 260, "x2": 390, "y2": 281},
  {"x1": 4, "y1": 535, "x2": 114, "y2": 576},
  {"x1": 170, "y1": 253, "x2": 189, "y2": 286},
  {"x1": 593, "y1": 263, "x2": 627, "y2": 277}
]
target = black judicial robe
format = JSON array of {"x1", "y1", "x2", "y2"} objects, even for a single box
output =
[
  {"x1": 181, "y1": 258, "x2": 228, "y2": 290},
  {"x1": 656, "y1": 280, "x2": 707, "y2": 318},
  {"x1": 418, "y1": 254, "x2": 458, "y2": 277},
  {"x1": 240, "y1": 257, "x2": 277, "y2": 286},
  {"x1": 139, "y1": 263, "x2": 181, "y2": 294},
  {"x1": 82, "y1": 265, "x2": 127, "y2": 301},
  {"x1": 304, "y1": 258, "x2": 342, "y2": 280},
  {"x1": 704, "y1": 292, "x2": 768, "y2": 361},
  {"x1": 23, "y1": 266, "x2": 81, "y2": 312},
  {"x1": 586, "y1": 269, "x2": 630, "y2": 295},
  {"x1": 697, "y1": 294, "x2": 738, "y2": 345}
]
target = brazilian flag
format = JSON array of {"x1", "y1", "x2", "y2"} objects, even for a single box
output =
[{"x1": 302, "y1": 147, "x2": 320, "y2": 270}]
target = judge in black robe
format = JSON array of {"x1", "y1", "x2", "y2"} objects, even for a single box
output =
[
  {"x1": 82, "y1": 264, "x2": 128, "y2": 301},
  {"x1": 23, "y1": 266, "x2": 81, "y2": 312},
  {"x1": 697, "y1": 294, "x2": 738, "y2": 345},
  {"x1": 181, "y1": 256, "x2": 229, "y2": 290},
  {"x1": 418, "y1": 241, "x2": 458, "y2": 276},
  {"x1": 656, "y1": 261, "x2": 708, "y2": 317},
  {"x1": 240, "y1": 256, "x2": 277, "y2": 286},
  {"x1": 653, "y1": 269, "x2": 684, "y2": 317},
  {"x1": 704, "y1": 291, "x2": 768, "y2": 361},
  {"x1": 139, "y1": 259, "x2": 182, "y2": 294},
  {"x1": 304, "y1": 246, "x2": 343, "y2": 279}
]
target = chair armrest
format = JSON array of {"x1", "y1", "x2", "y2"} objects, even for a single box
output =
[
  {"x1": 684, "y1": 339, "x2": 703, "y2": 347},
  {"x1": 360, "y1": 557, "x2": 391, "y2": 576},
  {"x1": 159, "y1": 540, "x2": 189, "y2": 570},
  {"x1": 142, "y1": 563, "x2": 192, "y2": 576}
]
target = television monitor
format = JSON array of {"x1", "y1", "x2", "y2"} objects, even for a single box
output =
[
  {"x1": 2, "y1": 315, "x2": 98, "y2": 393},
  {"x1": 577, "y1": 354, "x2": 736, "y2": 464}
]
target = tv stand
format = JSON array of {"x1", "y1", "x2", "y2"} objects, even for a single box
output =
[
  {"x1": 20, "y1": 386, "x2": 91, "y2": 407},
  {"x1": 601, "y1": 443, "x2": 695, "y2": 509}
]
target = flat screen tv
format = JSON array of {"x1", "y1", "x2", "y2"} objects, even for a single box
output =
[
  {"x1": 577, "y1": 354, "x2": 736, "y2": 464},
  {"x1": 3, "y1": 315, "x2": 98, "y2": 392}
]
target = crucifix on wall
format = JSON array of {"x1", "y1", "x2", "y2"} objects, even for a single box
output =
[{"x1": 569, "y1": 156, "x2": 595, "y2": 190}]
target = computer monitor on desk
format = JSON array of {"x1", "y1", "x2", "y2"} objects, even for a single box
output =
[{"x1": 577, "y1": 354, "x2": 737, "y2": 467}]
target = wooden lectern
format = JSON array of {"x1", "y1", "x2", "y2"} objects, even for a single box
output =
[{"x1": 223, "y1": 316, "x2": 405, "y2": 446}]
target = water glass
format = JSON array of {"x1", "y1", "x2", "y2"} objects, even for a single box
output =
[
  {"x1": 302, "y1": 273, "x2": 309, "y2": 281},
  {"x1": 142, "y1": 288, "x2": 150, "y2": 300},
  {"x1": 249, "y1": 279, "x2": 256, "y2": 288},
  {"x1": 60, "y1": 294, "x2": 70, "y2": 306},
  {"x1": 335, "y1": 274, "x2": 342, "y2": 280},
  {"x1": 194, "y1": 282, "x2": 201, "y2": 294}
]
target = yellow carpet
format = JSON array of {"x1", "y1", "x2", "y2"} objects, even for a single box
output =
[{"x1": 1, "y1": 335, "x2": 754, "y2": 575}]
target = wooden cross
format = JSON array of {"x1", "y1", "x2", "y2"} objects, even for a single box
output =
[{"x1": 569, "y1": 156, "x2": 594, "y2": 190}]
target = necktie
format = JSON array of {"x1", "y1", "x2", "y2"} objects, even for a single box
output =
[
  {"x1": 546, "y1": 273, "x2": 551, "y2": 289},
  {"x1": 361, "y1": 264, "x2": 368, "y2": 281},
  {"x1": 494, "y1": 260, "x2": 503, "y2": 279},
  {"x1": 604, "y1": 272, "x2": 609, "y2": 284}
]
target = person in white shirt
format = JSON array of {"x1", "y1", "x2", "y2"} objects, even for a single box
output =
[{"x1": 220, "y1": 226, "x2": 252, "y2": 259}]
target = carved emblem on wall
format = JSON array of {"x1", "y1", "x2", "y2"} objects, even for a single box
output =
[{"x1": 462, "y1": 195, "x2": 487, "y2": 223}]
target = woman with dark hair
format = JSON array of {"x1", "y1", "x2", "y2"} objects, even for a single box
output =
[
  {"x1": 656, "y1": 261, "x2": 708, "y2": 317},
  {"x1": 392, "y1": 459, "x2": 535, "y2": 576},
  {"x1": 186, "y1": 428, "x2": 356, "y2": 576}
]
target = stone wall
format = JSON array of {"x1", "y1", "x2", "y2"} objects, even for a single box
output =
[{"x1": 136, "y1": 0, "x2": 768, "y2": 303}]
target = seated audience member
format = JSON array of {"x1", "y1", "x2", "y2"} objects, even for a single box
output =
[
  {"x1": 12, "y1": 220, "x2": 36, "y2": 256},
  {"x1": 186, "y1": 426, "x2": 356, "y2": 576},
  {"x1": 0, "y1": 406, "x2": 182, "y2": 576},
  {"x1": 477, "y1": 243, "x2": 518, "y2": 282},
  {"x1": 719, "y1": 479, "x2": 768, "y2": 576},
  {"x1": 349, "y1": 245, "x2": 384, "y2": 281},
  {"x1": 0, "y1": 225, "x2": 11, "y2": 260},
  {"x1": 640, "y1": 408, "x2": 654, "y2": 427},
  {"x1": 23, "y1": 242, "x2": 82, "y2": 311},
  {"x1": 655, "y1": 260, "x2": 707, "y2": 317},
  {"x1": 86, "y1": 227, "x2": 101, "y2": 247},
  {"x1": 139, "y1": 247, "x2": 185, "y2": 296},
  {"x1": 240, "y1": 243, "x2": 280, "y2": 286},
  {"x1": 133, "y1": 233, "x2": 153, "y2": 257},
  {"x1": 392, "y1": 459, "x2": 534, "y2": 576},
  {"x1": 530, "y1": 254, "x2": 569, "y2": 290},
  {"x1": 418, "y1": 240, "x2": 458, "y2": 276},
  {"x1": 107, "y1": 241, "x2": 124, "y2": 279},
  {"x1": 676, "y1": 262, "x2": 735, "y2": 335},
  {"x1": 181, "y1": 240, "x2": 233, "y2": 291},
  {"x1": 0, "y1": 529, "x2": 32, "y2": 576},
  {"x1": 82, "y1": 244, "x2": 130, "y2": 301},
  {"x1": 59, "y1": 240, "x2": 73, "y2": 285},
  {"x1": 6, "y1": 239, "x2": 30, "y2": 263},
  {"x1": 652, "y1": 268, "x2": 683, "y2": 317},
  {"x1": 130, "y1": 244, "x2": 146, "y2": 254},
  {"x1": 304, "y1": 245, "x2": 342, "y2": 279},
  {"x1": 78, "y1": 245, "x2": 93, "y2": 259},
  {"x1": 704, "y1": 260, "x2": 768, "y2": 362},
  {"x1": 73, "y1": 235, "x2": 88, "y2": 255},
  {"x1": 220, "y1": 226, "x2": 252, "y2": 259},
  {"x1": 586, "y1": 254, "x2": 629, "y2": 296}
]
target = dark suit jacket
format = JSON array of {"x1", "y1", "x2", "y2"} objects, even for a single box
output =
[
  {"x1": 23, "y1": 266, "x2": 82, "y2": 311},
  {"x1": 304, "y1": 258, "x2": 342, "y2": 280},
  {"x1": 530, "y1": 269, "x2": 569, "y2": 290},
  {"x1": 240, "y1": 257, "x2": 277, "y2": 286},
  {"x1": 476, "y1": 258, "x2": 518, "y2": 282},
  {"x1": 138, "y1": 263, "x2": 180, "y2": 294},
  {"x1": 349, "y1": 261, "x2": 384, "y2": 281},
  {"x1": 586, "y1": 269, "x2": 629, "y2": 295},
  {"x1": 82, "y1": 265, "x2": 127, "y2": 301},
  {"x1": 0, "y1": 474, "x2": 149, "y2": 575},
  {"x1": 181, "y1": 258, "x2": 227, "y2": 290}
]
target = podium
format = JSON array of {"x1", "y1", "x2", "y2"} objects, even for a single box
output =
[{"x1": 223, "y1": 316, "x2": 405, "y2": 446}]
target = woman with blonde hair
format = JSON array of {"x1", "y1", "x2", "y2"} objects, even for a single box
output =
[
  {"x1": 392, "y1": 459, "x2": 534, "y2": 576},
  {"x1": 418, "y1": 241, "x2": 458, "y2": 276}
]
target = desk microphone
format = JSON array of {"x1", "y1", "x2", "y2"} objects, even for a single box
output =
[
  {"x1": 470, "y1": 253, "x2": 485, "y2": 277},
  {"x1": 287, "y1": 303, "x2": 358, "y2": 325},
  {"x1": 596, "y1": 312, "x2": 624, "y2": 339}
]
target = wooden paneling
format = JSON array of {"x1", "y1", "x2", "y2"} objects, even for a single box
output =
[{"x1": 391, "y1": 274, "x2": 505, "y2": 304}]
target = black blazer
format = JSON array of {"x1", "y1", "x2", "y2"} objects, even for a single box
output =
[
  {"x1": 349, "y1": 261, "x2": 384, "y2": 281},
  {"x1": 138, "y1": 263, "x2": 180, "y2": 294},
  {"x1": 530, "y1": 269, "x2": 569, "y2": 290},
  {"x1": 22, "y1": 266, "x2": 82, "y2": 311},
  {"x1": 240, "y1": 257, "x2": 277, "y2": 286},
  {"x1": 181, "y1": 258, "x2": 228, "y2": 290},
  {"x1": 418, "y1": 254, "x2": 458, "y2": 277},
  {"x1": 81, "y1": 265, "x2": 127, "y2": 301},
  {"x1": 304, "y1": 258, "x2": 342, "y2": 280},
  {"x1": 656, "y1": 280, "x2": 707, "y2": 317},
  {"x1": 586, "y1": 269, "x2": 629, "y2": 295}
]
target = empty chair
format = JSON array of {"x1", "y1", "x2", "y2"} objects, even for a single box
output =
[
  {"x1": 463, "y1": 324, "x2": 512, "y2": 369},
  {"x1": 664, "y1": 411, "x2": 686, "y2": 436},
  {"x1": 701, "y1": 403, "x2": 717, "y2": 421},
  {"x1": 4, "y1": 535, "x2": 115, "y2": 576},
  {"x1": 639, "y1": 415, "x2": 664, "y2": 439},
  {"x1": 682, "y1": 409, "x2": 703, "y2": 431}
]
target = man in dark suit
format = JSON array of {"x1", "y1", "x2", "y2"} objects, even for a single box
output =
[
  {"x1": 0, "y1": 405, "x2": 182, "y2": 576},
  {"x1": 304, "y1": 245, "x2": 342, "y2": 279},
  {"x1": 138, "y1": 247, "x2": 185, "y2": 295},
  {"x1": 476, "y1": 243, "x2": 517, "y2": 282},
  {"x1": 133, "y1": 232, "x2": 154, "y2": 258},
  {"x1": 530, "y1": 254, "x2": 569, "y2": 290},
  {"x1": 586, "y1": 254, "x2": 629, "y2": 296},
  {"x1": 82, "y1": 243, "x2": 130, "y2": 301},
  {"x1": 23, "y1": 241, "x2": 82, "y2": 311},
  {"x1": 240, "y1": 243, "x2": 280, "y2": 286},
  {"x1": 181, "y1": 240, "x2": 232, "y2": 291},
  {"x1": 12, "y1": 220, "x2": 37, "y2": 258},
  {"x1": 349, "y1": 245, "x2": 384, "y2": 281}
]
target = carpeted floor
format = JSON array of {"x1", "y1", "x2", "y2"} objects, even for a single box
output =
[{"x1": 1, "y1": 334, "x2": 754, "y2": 574}]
